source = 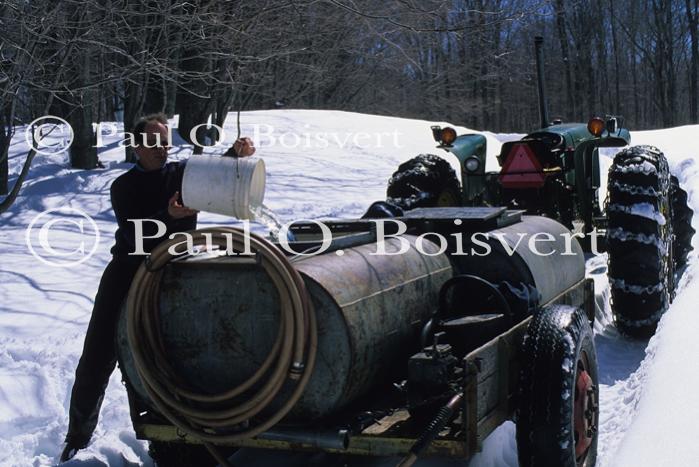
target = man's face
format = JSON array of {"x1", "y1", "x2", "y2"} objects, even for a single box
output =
[{"x1": 134, "y1": 121, "x2": 170, "y2": 171}]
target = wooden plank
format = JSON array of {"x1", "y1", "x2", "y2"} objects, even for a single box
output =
[
  {"x1": 471, "y1": 341, "x2": 499, "y2": 382},
  {"x1": 542, "y1": 278, "x2": 588, "y2": 309},
  {"x1": 464, "y1": 360, "x2": 479, "y2": 454},
  {"x1": 475, "y1": 373, "x2": 501, "y2": 420},
  {"x1": 362, "y1": 410, "x2": 410, "y2": 435},
  {"x1": 462, "y1": 278, "x2": 593, "y2": 451},
  {"x1": 136, "y1": 424, "x2": 470, "y2": 458},
  {"x1": 463, "y1": 316, "x2": 530, "y2": 450},
  {"x1": 476, "y1": 406, "x2": 509, "y2": 445}
]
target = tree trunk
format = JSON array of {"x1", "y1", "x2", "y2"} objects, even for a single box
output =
[
  {"x1": 67, "y1": 96, "x2": 99, "y2": 170},
  {"x1": 610, "y1": 0, "x2": 621, "y2": 114},
  {"x1": 664, "y1": 0, "x2": 676, "y2": 127},
  {"x1": 554, "y1": 0, "x2": 575, "y2": 120},
  {"x1": 123, "y1": 75, "x2": 146, "y2": 163},
  {"x1": 0, "y1": 103, "x2": 11, "y2": 195},
  {"x1": 687, "y1": 0, "x2": 699, "y2": 123},
  {"x1": 66, "y1": 8, "x2": 99, "y2": 170},
  {"x1": 176, "y1": 52, "x2": 214, "y2": 154}
]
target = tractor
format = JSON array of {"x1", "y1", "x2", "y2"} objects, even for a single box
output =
[{"x1": 385, "y1": 37, "x2": 694, "y2": 337}]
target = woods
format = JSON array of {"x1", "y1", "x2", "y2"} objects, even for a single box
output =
[{"x1": 1, "y1": 0, "x2": 698, "y2": 194}]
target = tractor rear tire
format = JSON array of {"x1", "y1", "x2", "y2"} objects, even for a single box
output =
[
  {"x1": 670, "y1": 175, "x2": 694, "y2": 276},
  {"x1": 386, "y1": 154, "x2": 461, "y2": 210},
  {"x1": 605, "y1": 145, "x2": 672, "y2": 338},
  {"x1": 516, "y1": 305, "x2": 598, "y2": 467}
]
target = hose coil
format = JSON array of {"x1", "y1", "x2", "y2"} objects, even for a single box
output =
[{"x1": 126, "y1": 227, "x2": 317, "y2": 444}]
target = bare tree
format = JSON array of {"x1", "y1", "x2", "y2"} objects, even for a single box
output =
[
  {"x1": 687, "y1": 0, "x2": 699, "y2": 122},
  {"x1": 2, "y1": 0, "x2": 699, "y2": 212}
]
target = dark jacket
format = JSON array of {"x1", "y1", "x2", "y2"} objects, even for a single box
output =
[{"x1": 110, "y1": 161, "x2": 197, "y2": 259}]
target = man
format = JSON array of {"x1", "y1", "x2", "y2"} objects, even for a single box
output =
[{"x1": 60, "y1": 113, "x2": 256, "y2": 462}]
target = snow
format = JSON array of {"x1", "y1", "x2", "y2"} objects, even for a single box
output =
[
  {"x1": 611, "y1": 265, "x2": 699, "y2": 466},
  {"x1": 610, "y1": 160, "x2": 658, "y2": 175},
  {"x1": 606, "y1": 228, "x2": 665, "y2": 250},
  {"x1": 606, "y1": 202, "x2": 667, "y2": 225},
  {"x1": 0, "y1": 109, "x2": 698, "y2": 466}
]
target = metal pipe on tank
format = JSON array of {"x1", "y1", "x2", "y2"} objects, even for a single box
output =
[{"x1": 256, "y1": 428, "x2": 350, "y2": 450}]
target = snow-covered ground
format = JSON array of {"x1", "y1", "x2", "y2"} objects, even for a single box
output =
[{"x1": 0, "y1": 110, "x2": 697, "y2": 466}]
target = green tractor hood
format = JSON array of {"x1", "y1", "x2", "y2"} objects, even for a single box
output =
[{"x1": 525, "y1": 122, "x2": 631, "y2": 150}]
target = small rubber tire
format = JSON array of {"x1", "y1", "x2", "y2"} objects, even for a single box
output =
[
  {"x1": 386, "y1": 153, "x2": 461, "y2": 210},
  {"x1": 605, "y1": 145, "x2": 672, "y2": 337},
  {"x1": 516, "y1": 305, "x2": 599, "y2": 467}
]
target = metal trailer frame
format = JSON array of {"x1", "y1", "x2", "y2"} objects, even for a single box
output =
[{"x1": 133, "y1": 277, "x2": 594, "y2": 461}]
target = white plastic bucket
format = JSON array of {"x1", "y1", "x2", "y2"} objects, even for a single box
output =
[{"x1": 181, "y1": 155, "x2": 266, "y2": 220}]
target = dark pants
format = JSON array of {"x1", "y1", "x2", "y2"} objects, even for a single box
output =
[{"x1": 65, "y1": 257, "x2": 142, "y2": 446}]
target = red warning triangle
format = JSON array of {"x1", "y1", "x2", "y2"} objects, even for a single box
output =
[{"x1": 498, "y1": 143, "x2": 546, "y2": 189}]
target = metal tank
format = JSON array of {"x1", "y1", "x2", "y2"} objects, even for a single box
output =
[
  {"x1": 449, "y1": 215, "x2": 585, "y2": 304},
  {"x1": 117, "y1": 235, "x2": 452, "y2": 419}
]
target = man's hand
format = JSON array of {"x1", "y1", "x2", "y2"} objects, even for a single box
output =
[
  {"x1": 225, "y1": 137, "x2": 256, "y2": 157},
  {"x1": 168, "y1": 191, "x2": 199, "y2": 219}
]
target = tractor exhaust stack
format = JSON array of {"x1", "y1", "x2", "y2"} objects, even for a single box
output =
[{"x1": 534, "y1": 36, "x2": 550, "y2": 128}]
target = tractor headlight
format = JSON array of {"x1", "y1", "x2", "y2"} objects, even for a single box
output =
[{"x1": 465, "y1": 156, "x2": 480, "y2": 173}]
